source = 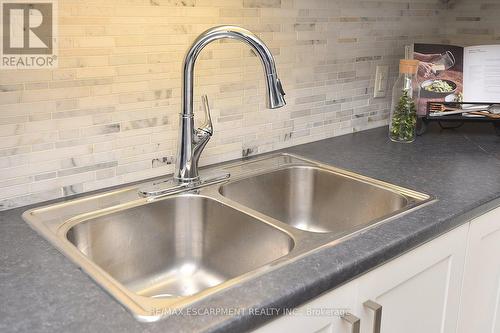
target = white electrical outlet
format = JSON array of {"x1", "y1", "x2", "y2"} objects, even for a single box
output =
[{"x1": 374, "y1": 65, "x2": 389, "y2": 98}]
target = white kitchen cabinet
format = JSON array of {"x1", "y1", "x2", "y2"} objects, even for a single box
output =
[
  {"x1": 458, "y1": 207, "x2": 500, "y2": 333},
  {"x1": 355, "y1": 223, "x2": 468, "y2": 333},
  {"x1": 253, "y1": 223, "x2": 469, "y2": 333}
]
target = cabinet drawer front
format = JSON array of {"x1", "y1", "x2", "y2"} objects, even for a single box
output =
[{"x1": 355, "y1": 224, "x2": 468, "y2": 333}]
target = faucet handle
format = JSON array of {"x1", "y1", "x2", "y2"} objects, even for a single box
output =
[{"x1": 199, "y1": 94, "x2": 213, "y2": 136}]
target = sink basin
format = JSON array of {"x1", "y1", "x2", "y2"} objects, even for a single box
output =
[
  {"x1": 23, "y1": 153, "x2": 431, "y2": 321},
  {"x1": 66, "y1": 195, "x2": 293, "y2": 298},
  {"x1": 220, "y1": 166, "x2": 416, "y2": 233}
]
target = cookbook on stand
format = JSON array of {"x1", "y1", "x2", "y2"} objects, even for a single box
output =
[{"x1": 414, "y1": 43, "x2": 500, "y2": 116}]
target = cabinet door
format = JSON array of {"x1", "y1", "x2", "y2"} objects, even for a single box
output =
[
  {"x1": 458, "y1": 207, "x2": 500, "y2": 333},
  {"x1": 252, "y1": 280, "x2": 357, "y2": 333},
  {"x1": 355, "y1": 224, "x2": 468, "y2": 333}
]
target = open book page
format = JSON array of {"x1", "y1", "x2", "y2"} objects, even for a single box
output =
[
  {"x1": 463, "y1": 45, "x2": 500, "y2": 103},
  {"x1": 413, "y1": 44, "x2": 464, "y2": 116}
]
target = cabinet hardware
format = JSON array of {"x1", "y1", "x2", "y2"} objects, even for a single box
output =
[
  {"x1": 341, "y1": 312, "x2": 360, "y2": 333},
  {"x1": 364, "y1": 300, "x2": 382, "y2": 333}
]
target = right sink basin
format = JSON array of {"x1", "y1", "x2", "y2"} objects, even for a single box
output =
[{"x1": 220, "y1": 165, "x2": 427, "y2": 234}]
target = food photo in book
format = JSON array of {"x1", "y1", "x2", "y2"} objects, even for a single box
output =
[{"x1": 413, "y1": 43, "x2": 464, "y2": 116}]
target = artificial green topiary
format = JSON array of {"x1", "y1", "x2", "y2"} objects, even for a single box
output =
[{"x1": 390, "y1": 89, "x2": 417, "y2": 142}]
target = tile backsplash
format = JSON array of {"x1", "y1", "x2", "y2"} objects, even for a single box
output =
[
  {"x1": 0, "y1": 0, "x2": 448, "y2": 210},
  {"x1": 444, "y1": 0, "x2": 500, "y2": 45}
]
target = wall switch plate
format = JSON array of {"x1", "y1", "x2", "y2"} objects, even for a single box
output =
[{"x1": 374, "y1": 65, "x2": 389, "y2": 98}]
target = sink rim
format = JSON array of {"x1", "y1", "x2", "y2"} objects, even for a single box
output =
[{"x1": 22, "y1": 153, "x2": 434, "y2": 322}]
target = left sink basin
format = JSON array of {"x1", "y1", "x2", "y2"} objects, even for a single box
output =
[
  {"x1": 24, "y1": 192, "x2": 293, "y2": 321},
  {"x1": 65, "y1": 195, "x2": 293, "y2": 299}
]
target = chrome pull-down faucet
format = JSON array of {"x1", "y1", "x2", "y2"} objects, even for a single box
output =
[
  {"x1": 174, "y1": 25, "x2": 286, "y2": 183},
  {"x1": 139, "y1": 25, "x2": 285, "y2": 197}
]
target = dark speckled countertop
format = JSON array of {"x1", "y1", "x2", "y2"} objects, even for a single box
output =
[{"x1": 2, "y1": 124, "x2": 500, "y2": 333}]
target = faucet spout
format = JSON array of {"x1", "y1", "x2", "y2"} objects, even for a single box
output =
[
  {"x1": 175, "y1": 25, "x2": 286, "y2": 183},
  {"x1": 182, "y1": 25, "x2": 286, "y2": 116},
  {"x1": 266, "y1": 72, "x2": 286, "y2": 109}
]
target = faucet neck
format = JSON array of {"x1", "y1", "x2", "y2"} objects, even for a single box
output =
[{"x1": 181, "y1": 26, "x2": 278, "y2": 118}]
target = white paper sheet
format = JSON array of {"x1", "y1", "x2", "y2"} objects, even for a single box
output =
[{"x1": 463, "y1": 45, "x2": 500, "y2": 103}]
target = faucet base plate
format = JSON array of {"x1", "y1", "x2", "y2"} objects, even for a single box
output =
[{"x1": 138, "y1": 171, "x2": 230, "y2": 198}]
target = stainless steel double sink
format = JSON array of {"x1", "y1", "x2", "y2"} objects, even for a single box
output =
[{"x1": 23, "y1": 154, "x2": 431, "y2": 321}]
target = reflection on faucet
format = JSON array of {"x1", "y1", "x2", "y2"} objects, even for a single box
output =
[{"x1": 174, "y1": 25, "x2": 286, "y2": 183}]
